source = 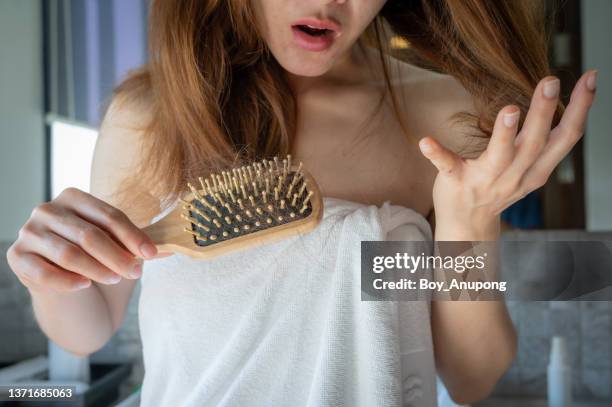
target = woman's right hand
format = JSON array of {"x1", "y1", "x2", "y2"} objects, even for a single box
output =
[{"x1": 6, "y1": 187, "x2": 158, "y2": 294}]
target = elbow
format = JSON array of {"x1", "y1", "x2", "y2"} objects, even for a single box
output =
[
  {"x1": 447, "y1": 371, "x2": 505, "y2": 405},
  {"x1": 74, "y1": 337, "x2": 111, "y2": 357},
  {"x1": 447, "y1": 374, "x2": 502, "y2": 406},
  {"x1": 448, "y1": 384, "x2": 494, "y2": 406},
  {"x1": 52, "y1": 335, "x2": 111, "y2": 358},
  {"x1": 69, "y1": 311, "x2": 124, "y2": 357},
  {"x1": 447, "y1": 330, "x2": 518, "y2": 405},
  {"x1": 48, "y1": 343, "x2": 97, "y2": 359},
  {"x1": 67, "y1": 349, "x2": 95, "y2": 358},
  {"x1": 44, "y1": 320, "x2": 118, "y2": 358}
]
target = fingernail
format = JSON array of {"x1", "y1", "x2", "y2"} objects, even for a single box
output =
[
  {"x1": 140, "y1": 242, "x2": 157, "y2": 259},
  {"x1": 420, "y1": 140, "x2": 434, "y2": 154},
  {"x1": 75, "y1": 280, "x2": 91, "y2": 290},
  {"x1": 128, "y1": 262, "x2": 142, "y2": 279},
  {"x1": 503, "y1": 110, "x2": 520, "y2": 128},
  {"x1": 106, "y1": 274, "x2": 121, "y2": 285},
  {"x1": 543, "y1": 78, "x2": 560, "y2": 99},
  {"x1": 586, "y1": 70, "x2": 598, "y2": 92}
]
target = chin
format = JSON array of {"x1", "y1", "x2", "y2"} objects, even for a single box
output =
[
  {"x1": 285, "y1": 62, "x2": 331, "y2": 77},
  {"x1": 275, "y1": 54, "x2": 335, "y2": 78}
]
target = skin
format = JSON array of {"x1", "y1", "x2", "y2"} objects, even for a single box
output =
[{"x1": 6, "y1": 0, "x2": 597, "y2": 404}]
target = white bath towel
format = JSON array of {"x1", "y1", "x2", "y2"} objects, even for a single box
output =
[{"x1": 138, "y1": 197, "x2": 437, "y2": 406}]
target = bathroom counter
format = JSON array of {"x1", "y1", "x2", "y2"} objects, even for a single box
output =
[{"x1": 475, "y1": 397, "x2": 610, "y2": 407}]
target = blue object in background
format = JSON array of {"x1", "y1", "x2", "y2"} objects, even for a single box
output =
[
  {"x1": 49, "y1": 0, "x2": 148, "y2": 125},
  {"x1": 501, "y1": 191, "x2": 543, "y2": 229}
]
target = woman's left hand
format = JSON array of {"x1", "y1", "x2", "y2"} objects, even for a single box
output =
[{"x1": 419, "y1": 70, "x2": 598, "y2": 240}]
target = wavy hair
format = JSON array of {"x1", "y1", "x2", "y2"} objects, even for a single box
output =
[{"x1": 113, "y1": 0, "x2": 561, "y2": 208}]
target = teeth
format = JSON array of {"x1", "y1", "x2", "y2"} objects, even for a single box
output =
[{"x1": 297, "y1": 24, "x2": 330, "y2": 36}]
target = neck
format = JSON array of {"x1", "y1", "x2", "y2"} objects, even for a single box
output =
[{"x1": 286, "y1": 42, "x2": 373, "y2": 94}]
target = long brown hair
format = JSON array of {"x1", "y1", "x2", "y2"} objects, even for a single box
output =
[{"x1": 113, "y1": 0, "x2": 560, "y2": 209}]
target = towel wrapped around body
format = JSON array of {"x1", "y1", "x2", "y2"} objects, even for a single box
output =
[{"x1": 139, "y1": 197, "x2": 437, "y2": 407}]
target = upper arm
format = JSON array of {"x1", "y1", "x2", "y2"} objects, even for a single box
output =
[
  {"x1": 89, "y1": 93, "x2": 160, "y2": 331},
  {"x1": 426, "y1": 74, "x2": 485, "y2": 159},
  {"x1": 90, "y1": 93, "x2": 160, "y2": 226},
  {"x1": 398, "y1": 71, "x2": 481, "y2": 236},
  {"x1": 395, "y1": 62, "x2": 484, "y2": 157}
]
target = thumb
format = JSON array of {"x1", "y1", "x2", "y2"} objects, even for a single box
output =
[{"x1": 419, "y1": 137, "x2": 462, "y2": 176}]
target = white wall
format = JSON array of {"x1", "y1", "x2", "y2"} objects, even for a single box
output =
[
  {"x1": 582, "y1": 0, "x2": 612, "y2": 231},
  {"x1": 0, "y1": 1, "x2": 45, "y2": 241}
]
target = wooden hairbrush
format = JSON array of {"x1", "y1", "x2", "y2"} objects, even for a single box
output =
[{"x1": 142, "y1": 155, "x2": 323, "y2": 259}]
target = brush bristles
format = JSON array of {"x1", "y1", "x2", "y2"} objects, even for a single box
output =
[{"x1": 182, "y1": 154, "x2": 315, "y2": 247}]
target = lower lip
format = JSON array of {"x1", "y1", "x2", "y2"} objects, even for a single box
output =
[{"x1": 291, "y1": 26, "x2": 336, "y2": 52}]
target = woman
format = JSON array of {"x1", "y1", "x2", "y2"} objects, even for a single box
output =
[{"x1": 7, "y1": 0, "x2": 597, "y2": 405}]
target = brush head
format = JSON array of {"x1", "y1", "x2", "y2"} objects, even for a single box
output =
[{"x1": 143, "y1": 154, "x2": 323, "y2": 259}]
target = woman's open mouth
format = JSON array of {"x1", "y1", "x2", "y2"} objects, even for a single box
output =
[{"x1": 291, "y1": 18, "x2": 340, "y2": 52}]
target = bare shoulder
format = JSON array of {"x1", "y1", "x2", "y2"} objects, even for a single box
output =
[
  {"x1": 88, "y1": 82, "x2": 158, "y2": 332},
  {"x1": 389, "y1": 57, "x2": 483, "y2": 157},
  {"x1": 90, "y1": 82, "x2": 159, "y2": 227}
]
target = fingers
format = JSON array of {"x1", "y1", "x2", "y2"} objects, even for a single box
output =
[
  {"x1": 551, "y1": 70, "x2": 596, "y2": 141},
  {"x1": 55, "y1": 188, "x2": 157, "y2": 259},
  {"x1": 504, "y1": 77, "x2": 560, "y2": 175},
  {"x1": 419, "y1": 137, "x2": 463, "y2": 176},
  {"x1": 481, "y1": 105, "x2": 520, "y2": 176},
  {"x1": 7, "y1": 187, "x2": 157, "y2": 295},
  {"x1": 22, "y1": 224, "x2": 124, "y2": 285},
  {"x1": 10, "y1": 250, "x2": 92, "y2": 293},
  {"x1": 519, "y1": 70, "x2": 597, "y2": 192},
  {"x1": 514, "y1": 76, "x2": 560, "y2": 145},
  {"x1": 413, "y1": 71, "x2": 596, "y2": 222},
  {"x1": 32, "y1": 204, "x2": 142, "y2": 280},
  {"x1": 493, "y1": 76, "x2": 560, "y2": 190}
]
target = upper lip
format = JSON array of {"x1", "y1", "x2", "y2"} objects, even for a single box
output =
[{"x1": 292, "y1": 18, "x2": 341, "y2": 32}]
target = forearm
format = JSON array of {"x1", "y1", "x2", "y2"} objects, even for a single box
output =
[
  {"x1": 420, "y1": 70, "x2": 596, "y2": 404},
  {"x1": 432, "y1": 217, "x2": 517, "y2": 403},
  {"x1": 431, "y1": 300, "x2": 517, "y2": 403},
  {"x1": 28, "y1": 284, "x2": 115, "y2": 356}
]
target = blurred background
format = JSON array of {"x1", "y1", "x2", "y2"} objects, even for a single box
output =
[{"x1": 0, "y1": 0, "x2": 611, "y2": 406}]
